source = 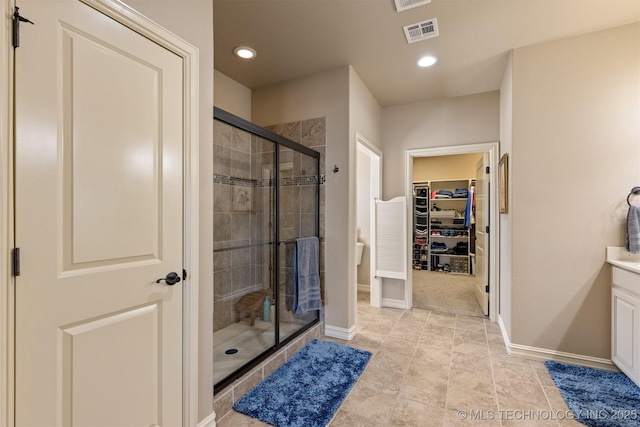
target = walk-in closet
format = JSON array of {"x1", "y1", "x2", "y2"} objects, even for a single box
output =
[{"x1": 411, "y1": 153, "x2": 487, "y2": 317}]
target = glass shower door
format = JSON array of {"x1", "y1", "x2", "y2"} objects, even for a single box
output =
[
  {"x1": 212, "y1": 107, "x2": 321, "y2": 392},
  {"x1": 212, "y1": 120, "x2": 276, "y2": 385},
  {"x1": 277, "y1": 147, "x2": 320, "y2": 344}
]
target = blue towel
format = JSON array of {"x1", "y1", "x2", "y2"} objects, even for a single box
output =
[
  {"x1": 627, "y1": 206, "x2": 640, "y2": 254},
  {"x1": 293, "y1": 236, "x2": 322, "y2": 316}
]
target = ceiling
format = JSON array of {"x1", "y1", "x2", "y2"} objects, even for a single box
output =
[{"x1": 213, "y1": 0, "x2": 640, "y2": 107}]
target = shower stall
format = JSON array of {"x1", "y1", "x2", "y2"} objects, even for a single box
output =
[{"x1": 212, "y1": 107, "x2": 322, "y2": 392}]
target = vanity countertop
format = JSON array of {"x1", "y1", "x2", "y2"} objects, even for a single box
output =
[{"x1": 606, "y1": 246, "x2": 640, "y2": 275}]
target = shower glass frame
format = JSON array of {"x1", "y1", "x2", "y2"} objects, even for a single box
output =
[{"x1": 213, "y1": 107, "x2": 320, "y2": 393}]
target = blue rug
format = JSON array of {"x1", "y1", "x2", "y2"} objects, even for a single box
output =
[
  {"x1": 545, "y1": 361, "x2": 640, "y2": 426},
  {"x1": 233, "y1": 339, "x2": 371, "y2": 427}
]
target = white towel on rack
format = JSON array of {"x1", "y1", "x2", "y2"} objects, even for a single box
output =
[{"x1": 626, "y1": 205, "x2": 640, "y2": 253}]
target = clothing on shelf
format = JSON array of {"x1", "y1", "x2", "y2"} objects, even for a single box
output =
[
  {"x1": 415, "y1": 228, "x2": 429, "y2": 236},
  {"x1": 414, "y1": 180, "x2": 474, "y2": 275},
  {"x1": 430, "y1": 242, "x2": 448, "y2": 253},
  {"x1": 452, "y1": 241, "x2": 468, "y2": 255},
  {"x1": 435, "y1": 189, "x2": 453, "y2": 199},
  {"x1": 453, "y1": 188, "x2": 468, "y2": 198}
]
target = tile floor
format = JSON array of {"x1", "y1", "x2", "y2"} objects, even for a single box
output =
[{"x1": 217, "y1": 292, "x2": 582, "y2": 426}]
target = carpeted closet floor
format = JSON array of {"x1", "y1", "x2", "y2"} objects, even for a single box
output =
[{"x1": 412, "y1": 270, "x2": 485, "y2": 317}]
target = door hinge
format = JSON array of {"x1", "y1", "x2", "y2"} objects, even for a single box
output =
[
  {"x1": 485, "y1": 225, "x2": 489, "y2": 233},
  {"x1": 485, "y1": 285, "x2": 489, "y2": 293},
  {"x1": 13, "y1": 248, "x2": 20, "y2": 277},
  {"x1": 12, "y1": 7, "x2": 35, "y2": 49},
  {"x1": 485, "y1": 166, "x2": 490, "y2": 174}
]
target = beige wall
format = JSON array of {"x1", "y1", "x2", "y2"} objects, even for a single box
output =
[
  {"x1": 509, "y1": 23, "x2": 640, "y2": 359},
  {"x1": 252, "y1": 66, "x2": 381, "y2": 335},
  {"x1": 252, "y1": 67, "x2": 352, "y2": 332},
  {"x1": 120, "y1": 0, "x2": 214, "y2": 421},
  {"x1": 214, "y1": 70, "x2": 252, "y2": 121},
  {"x1": 349, "y1": 67, "x2": 383, "y2": 149},
  {"x1": 413, "y1": 153, "x2": 482, "y2": 182},
  {"x1": 381, "y1": 92, "x2": 500, "y2": 299},
  {"x1": 382, "y1": 92, "x2": 500, "y2": 199}
]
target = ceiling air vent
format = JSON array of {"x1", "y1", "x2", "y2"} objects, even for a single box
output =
[
  {"x1": 403, "y1": 18, "x2": 439, "y2": 44},
  {"x1": 394, "y1": 0, "x2": 431, "y2": 12}
]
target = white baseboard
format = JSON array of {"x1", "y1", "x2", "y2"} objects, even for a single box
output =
[
  {"x1": 357, "y1": 283, "x2": 370, "y2": 292},
  {"x1": 324, "y1": 323, "x2": 357, "y2": 341},
  {"x1": 496, "y1": 315, "x2": 615, "y2": 371},
  {"x1": 508, "y1": 343, "x2": 617, "y2": 371},
  {"x1": 198, "y1": 411, "x2": 216, "y2": 427},
  {"x1": 381, "y1": 297, "x2": 407, "y2": 309},
  {"x1": 497, "y1": 314, "x2": 511, "y2": 354}
]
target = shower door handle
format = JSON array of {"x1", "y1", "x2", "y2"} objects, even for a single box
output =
[{"x1": 156, "y1": 272, "x2": 181, "y2": 286}]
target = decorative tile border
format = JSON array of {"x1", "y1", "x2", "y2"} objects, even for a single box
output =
[{"x1": 214, "y1": 173, "x2": 326, "y2": 187}]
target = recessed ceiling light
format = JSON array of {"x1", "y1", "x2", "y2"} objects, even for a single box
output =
[
  {"x1": 417, "y1": 56, "x2": 437, "y2": 67},
  {"x1": 234, "y1": 46, "x2": 256, "y2": 59}
]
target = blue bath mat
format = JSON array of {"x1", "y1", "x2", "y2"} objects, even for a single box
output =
[
  {"x1": 233, "y1": 339, "x2": 371, "y2": 427},
  {"x1": 545, "y1": 361, "x2": 640, "y2": 426}
]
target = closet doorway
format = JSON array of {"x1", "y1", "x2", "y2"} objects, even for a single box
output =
[{"x1": 405, "y1": 144, "x2": 499, "y2": 320}]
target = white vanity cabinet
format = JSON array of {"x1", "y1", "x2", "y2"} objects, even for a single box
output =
[{"x1": 611, "y1": 266, "x2": 640, "y2": 386}]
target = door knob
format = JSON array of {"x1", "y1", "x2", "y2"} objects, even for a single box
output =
[{"x1": 156, "y1": 272, "x2": 181, "y2": 286}]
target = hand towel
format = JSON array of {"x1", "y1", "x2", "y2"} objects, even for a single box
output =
[
  {"x1": 626, "y1": 205, "x2": 640, "y2": 254},
  {"x1": 293, "y1": 236, "x2": 322, "y2": 316}
]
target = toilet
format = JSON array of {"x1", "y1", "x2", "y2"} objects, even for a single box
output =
[{"x1": 356, "y1": 242, "x2": 364, "y2": 266}]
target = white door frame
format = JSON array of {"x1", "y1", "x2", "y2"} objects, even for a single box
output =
[
  {"x1": 0, "y1": 1, "x2": 200, "y2": 424},
  {"x1": 1, "y1": 1, "x2": 14, "y2": 424},
  {"x1": 356, "y1": 133, "x2": 383, "y2": 309},
  {"x1": 405, "y1": 143, "x2": 499, "y2": 321}
]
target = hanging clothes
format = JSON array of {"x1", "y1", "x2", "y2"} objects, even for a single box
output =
[{"x1": 464, "y1": 185, "x2": 475, "y2": 228}]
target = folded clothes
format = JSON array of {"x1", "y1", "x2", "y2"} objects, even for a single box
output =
[
  {"x1": 453, "y1": 241, "x2": 468, "y2": 255},
  {"x1": 431, "y1": 242, "x2": 448, "y2": 253},
  {"x1": 437, "y1": 190, "x2": 453, "y2": 197}
]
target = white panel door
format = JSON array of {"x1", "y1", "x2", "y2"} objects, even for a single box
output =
[
  {"x1": 474, "y1": 155, "x2": 490, "y2": 316},
  {"x1": 14, "y1": 1, "x2": 184, "y2": 425},
  {"x1": 375, "y1": 196, "x2": 407, "y2": 280}
]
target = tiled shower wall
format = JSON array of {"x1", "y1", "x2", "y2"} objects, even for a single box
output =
[
  {"x1": 264, "y1": 117, "x2": 326, "y2": 320},
  {"x1": 212, "y1": 117, "x2": 326, "y2": 332},
  {"x1": 213, "y1": 121, "x2": 265, "y2": 332}
]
